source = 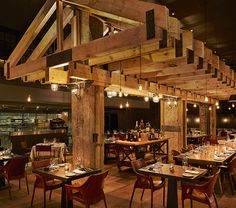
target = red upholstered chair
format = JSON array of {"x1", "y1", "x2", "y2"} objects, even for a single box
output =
[
  {"x1": 129, "y1": 159, "x2": 165, "y2": 208},
  {"x1": 181, "y1": 169, "x2": 220, "y2": 208},
  {"x1": 35, "y1": 145, "x2": 52, "y2": 160},
  {"x1": 65, "y1": 170, "x2": 108, "y2": 208},
  {"x1": 0, "y1": 156, "x2": 29, "y2": 199},
  {"x1": 31, "y1": 159, "x2": 63, "y2": 208}
]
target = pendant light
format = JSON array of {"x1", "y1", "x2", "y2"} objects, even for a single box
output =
[{"x1": 119, "y1": 61, "x2": 123, "y2": 97}]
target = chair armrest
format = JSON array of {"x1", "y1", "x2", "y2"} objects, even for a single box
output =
[
  {"x1": 182, "y1": 179, "x2": 211, "y2": 192},
  {"x1": 136, "y1": 171, "x2": 154, "y2": 187},
  {"x1": 65, "y1": 184, "x2": 85, "y2": 193}
]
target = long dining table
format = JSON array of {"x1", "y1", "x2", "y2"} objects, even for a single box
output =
[
  {"x1": 32, "y1": 163, "x2": 101, "y2": 208},
  {"x1": 139, "y1": 163, "x2": 207, "y2": 208},
  {"x1": 173, "y1": 143, "x2": 236, "y2": 193}
]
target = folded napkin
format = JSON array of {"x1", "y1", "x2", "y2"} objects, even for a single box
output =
[
  {"x1": 73, "y1": 169, "x2": 86, "y2": 174},
  {"x1": 214, "y1": 156, "x2": 224, "y2": 160},
  {"x1": 185, "y1": 169, "x2": 199, "y2": 174}
]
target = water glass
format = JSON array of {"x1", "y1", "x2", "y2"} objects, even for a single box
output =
[{"x1": 182, "y1": 157, "x2": 188, "y2": 171}]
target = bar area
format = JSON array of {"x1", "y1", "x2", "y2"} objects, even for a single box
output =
[{"x1": 0, "y1": 0, "x2": 236, "y2": 208}]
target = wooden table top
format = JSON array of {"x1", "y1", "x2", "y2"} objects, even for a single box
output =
[
  {"x1": 174, "y1": 144, "x2": 236, "y2": 165},
  {"x1": 115, "y1": 138, "x2": 169, "y2": 146},
  {"x1": 0, "y1": 153, "x2": 23, "y2": 162},
  {"x1": 32, "y1": 164, "x2": 101, "y2": 183},
  {"x1": 139, "y1": 163, "x2": 207, "y2": 180}
]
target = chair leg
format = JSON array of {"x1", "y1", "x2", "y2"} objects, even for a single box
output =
[
  {"x1": 7, "y1": 179, "x2": 12, "y2": 200},
  {"x1": 229, "y1": 174, "x2": 235, "y2": 195},
  {"x1": 151, "y1": 190, "x2": 153, "y2": 208},
  {"x1": 213, "y1": 192, "x2": 219, "y2": 208},
  {"x1": 190, "y1": 199, "x2": 193, "y2": 208},
  {"x1": 141, "y1": 189, "x2": 145, "y2": 200},
  {"x1": 43, "y1": 190, "x2": 46, "y2": 208},
  {"x1": 25, "y1": 174, "x2": 29, "y2": 194},
  {"x1": 31, "y1": 183, "x2": 36, "y2": 207},
  {"x1": 163, "y1": 185, "x2": 166, "y2": 207},
  {"x1": 103, "y1": 193, "x2": 108, "y2": 208},
  {"x1": 182, "y1": 199, "x2": 185, "y2": 208},
  {"x1": 49, "y1": 190, "x2": 52, "y2": 200},
  {"x1": 129, "y1": 186, "x2": 136, "y2": 208}
]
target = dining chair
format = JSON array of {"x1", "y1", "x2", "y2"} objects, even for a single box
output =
[
  {"x1": 31, "y1": 159, "x2": 63, "y2": 208},
  {"x1": 0, "y1": 156, "x2": 29, "y2": 199},
  {"x1": 181, "y1": 169, "x2": 220, "y2": 208},
  {"x1": 35, "y1": 145, "x2": 52, "y2": 160},
  {"x1": 224, "y1": 156, "x2": 236, "y2": 194},
  {"x1": 65, "y1": 170, "x2": 109, "y2": 208},
  {"x1": 129, "y1": 159, "x2": 165, "y2": 208}
]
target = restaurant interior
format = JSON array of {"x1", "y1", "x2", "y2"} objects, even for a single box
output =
[{"x1": 1, "y1": 0, "x2": 236, "y2": 207}]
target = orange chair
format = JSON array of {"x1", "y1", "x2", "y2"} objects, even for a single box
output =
[
  {"x1": 0, "y1": 156, "x2": 29, "y2": 199},
  {"x1": 31, "y1": 159, "x2": 63, "y2": 208},
  {"x1": 65, "y1": 170, "x2": 108, "y2": 208},
  {"x1": 181, "y1": 169, "x2": 220, "y2": 208},
  {"x1": 129, "y1": 159, "x2": 165, "y2": 208}
]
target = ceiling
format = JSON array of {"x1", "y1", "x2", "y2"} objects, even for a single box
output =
[{"x1": 0, "y1": 0, "x2": 235, "y2": 67}]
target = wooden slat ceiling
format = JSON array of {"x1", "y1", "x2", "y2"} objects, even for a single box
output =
[{"x1": 2, "y1": 0, "x2": 236, "y2": 103}]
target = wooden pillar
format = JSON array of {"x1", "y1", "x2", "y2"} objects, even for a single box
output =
[
  {"x1": 210, "y1": 105, "x2": 217, "y2": 139},
  {"x1": 199, "y1": 104, "x2": 209, "y2": 134},
  {"x1": 72, "y1": 86, "x2": 104, "y2": 168},
  {"x1": 182, "y1": 100, "x2": 187, "y2": 147},
  {"x1": 56, "y1": 0, "x2": 64, "y2": 51},
  {"x1": 160, "y1": 98, "x2": 184, "y2": 154}
]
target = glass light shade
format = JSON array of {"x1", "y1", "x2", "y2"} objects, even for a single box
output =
[
  {"x1": 205, "y1": 96, "x2": 209, "y2": 102},
  {"x1": 118, "y1": 91, "x2": 123, "y2": 97},
  {"x1": 51, "y1": 83, "x2": 58, "y2": 91},
  {"x1": 153, "y1": 96, "x2": 159, "y2": 103},
  {"x1": 174, "y1": 100, "x2": 177, "y2": 105},
  {"x1": 167, "y1": 100, "x2": 171, "y2": 105},
  {"x1": 123, "y1": 93, "x2": 128, "y2": 97},
  {"x1": 144, "y1": 96, "x2": 149, "y2": 102},
  {"x1": 111, "y1": 91, "x2": 117, "y2": 97},
  {"x1": 138, "y1": 84, "x2": 142, "y2": 91},
  {"x1": 107, "y1": 91, "x2": 113, "y2": 98},
  {"x1": 27, "y1": 95, "x2": 31, "y2": 102}
]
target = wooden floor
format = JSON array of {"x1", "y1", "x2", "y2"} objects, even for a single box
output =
[{"x1": 0, "y1": 161, "x2": 236, "y2": 208}]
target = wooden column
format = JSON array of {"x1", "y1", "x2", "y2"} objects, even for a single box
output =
[
  {"x1": 199, "y1": 104, "x2": 209, "y2": 134},
  {"x1": 72, "y1": 86, "x2": 104, "y2": 168},
  {"x1": 182, "y1": 99, "x2": 187, "y2": 147},
  {"x1": 56, "y1": 0, "x2": 64, "y2": 51},
  {"x1": 210, "y1": 105, "x2": 217, "y2": 140},
  {"x1": 160, "y1": 99, "x2": 183, "y2": 154}
]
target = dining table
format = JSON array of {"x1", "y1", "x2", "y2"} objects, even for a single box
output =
[
  {"x1": 30, "y1": 142, "x2": 68, "y2": 162},
  {"x1": 32, "y1": 163, "x2": 101, "y2": 208},
  {"x1": 173, "y1": 143, "x2": 236, "y2": 193},
  {"x1": 139, "y1": 162, "x2": 207, "y2": 208}
]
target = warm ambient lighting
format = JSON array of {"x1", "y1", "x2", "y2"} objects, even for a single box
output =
[
  {"x1": 138, "y1": 84, "x2": 142, "y2": 91},
  {"x1": 27, "y1": 94, "x2": 31, "y2": 102},
  {"x1": 50, "y1": 62, "x2": 69, "y2": 69},
  {"x1": 144, "y1": 96, "x2": 149, "y2": 102},
  {"x1": 51, "y1": 83, "x2": 58, "y2": 91}
]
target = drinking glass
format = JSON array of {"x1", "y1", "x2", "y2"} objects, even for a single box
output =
[{"x1": 182, "y1": 156, "x2": 188, "y2": 171}]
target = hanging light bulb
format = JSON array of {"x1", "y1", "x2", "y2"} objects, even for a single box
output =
[
  {"x1": 193, "y1": 104, "x2": 197, "y2": 108},
  {"x1": 27, "y1": 94, "x2": 31, "y2": 102},
  {"x1": 229, "y1": 107, "x2": 231, "y2": 110},
  {"x1": 209, "y1": 106, "x2": 212, "y2": 111},
  {"x1": 232, "y1": 103, "x2": 235, "y2": 108},
  {"x1": 215, "y1": 100, "x2": 219, "y2": 106},
  {"x1": 119, "y1": 103, "x2": 123, "y2": 109},
  {"x1": 125, "y1": 101, "x2": 129, "y2": 108},
  {"x1": 205, "y1": 96, "x2": 208, "y2": 102},
  {"x1": 124, "y1": 93, "x2": 128, "y2": 97},
  {"x1": 153, "y1": 95, "x2": 159, "y2": 103},
  {"x1": 51, "y1": 83, "x2": 58, "y2": 91},
  {"x1": 186, "y1": 108, "x2": 188, "y2": 112},
  {"x1": 138, "y1": 84, "x2": 142, "y2": 91},
  {"x1": 167, "y1": 100, "x2": 171, "y2": 105},
  {"x1": 118, "y1": 91, "x2": 123, "y2": 97},
  {"x1": 217, "y1": 105, "x2": 220, "y2": 109},
  {"x1": 174, "y1": 100, "x2": 177, "y2": 106},
  {"x1": 107, "y1": 91, "x2": 113, "y2": 98},
  {"x1": 144, "y1": 96, "x2": 149, "y2": 102}
]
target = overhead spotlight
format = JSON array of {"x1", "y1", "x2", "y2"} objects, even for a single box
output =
[
  {"x1": 125, "y1": 102, "x2": 129, "y2": 108},
  {"x1": 51, "y1": 83, "x2": 58, "y2": 91},
  {"x1": 193, "y1": 104, "x2": 197, "y2": 108},
  {"x1": 27, "y1": 94, "x2": 31, "y2": 102},
  {"x1": 144, "y1": 96, "x2": 149, "y2": 102}
]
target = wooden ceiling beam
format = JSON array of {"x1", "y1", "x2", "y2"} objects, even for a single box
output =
[
  {"x1": 6, "y1": 0, "x2": 56, "y2": 68},
  {"x1": 62, "y1": 0, "x2": 169, "y2": 29}
]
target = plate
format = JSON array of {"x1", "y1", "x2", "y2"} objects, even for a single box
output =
[
  {"x1": 73, "y1": 169, "x2": 86, "y2": 174},
  {"x1": 65, "y1": 172, "x2": 76, "y2": 177},
  {"x1": 58, "y1": 163, "x2": 65, "y2": 167},
  {"x1": 182, "y1": 173, "x2": 193, "y2": 178}
]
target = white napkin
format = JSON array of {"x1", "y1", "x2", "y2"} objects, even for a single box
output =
[
  {"x1": 214, "y1": 156, "x2": 224, "y2": 160},
  {"x1": 185, "y1": 169, "x2": 199, "y2": 174},
  {"x1": 73, "y1": 169, "x2": 86, "y2": 174}
]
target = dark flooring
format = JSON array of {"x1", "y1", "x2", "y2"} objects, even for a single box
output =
[{"x1": 0, "y1": 161, "x2": 236, "y2": 208}]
